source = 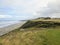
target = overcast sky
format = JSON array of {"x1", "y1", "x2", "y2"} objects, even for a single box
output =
[{"x1": 0, "y1": 0, "x2": 60, "y2": 20}]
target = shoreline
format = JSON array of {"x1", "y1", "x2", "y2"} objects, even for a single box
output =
[{"x1": 0, "y1": 21, "x2": 27, "y2": 36}]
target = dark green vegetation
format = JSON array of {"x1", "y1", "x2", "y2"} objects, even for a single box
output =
[
  {"x1": 0, "y1": 18, "x2": 60, "y2": 45},
  {"x1": 21, "y1": 20, "x2": 60, "y2": 28}
]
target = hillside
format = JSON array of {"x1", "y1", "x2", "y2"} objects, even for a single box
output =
[{"x1": 0, "y1": 18, "x2": 60, "y2": 45}]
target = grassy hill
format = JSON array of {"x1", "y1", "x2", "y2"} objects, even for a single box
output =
[{"x1": 0, "y1": 18, "x2": 60, "y2": 45}]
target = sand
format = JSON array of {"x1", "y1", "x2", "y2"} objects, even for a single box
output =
[{"x1": 0, "y1": 21, "x2": 27, "y2": 36}]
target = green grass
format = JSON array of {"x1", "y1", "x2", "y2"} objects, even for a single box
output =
[
  {"x1": 0, "y1": 28, "x2": 60, "y2": 45},
  {"x1": 0, "y1": 19, "x2": 60, "y2": 45}
]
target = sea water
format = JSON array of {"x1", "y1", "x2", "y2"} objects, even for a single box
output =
[{"x1": 0, "y1": 21, "x2": 20, "y2": 28}]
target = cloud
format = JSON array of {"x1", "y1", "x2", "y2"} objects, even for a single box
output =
[
  {"x1": 0, "y1": 0, "x2": 50, "y2": 14},
  {"x1": 0, "y1": 0, "x2": 52, "y2": 20},
  {"x1": 35, "y1": 0, "x2": 60, "y2": 18},
  {"x1": 0, "y1": 0, "x2": 60, "y2": 20},
  {"x1": 0, "y1": 15, "x2": 12, "y2": 18}
]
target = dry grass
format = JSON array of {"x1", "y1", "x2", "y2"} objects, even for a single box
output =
[
  {"x1": 0, "y1": 28, "x2": 47, "y2": 45},
  {"x1": 32, "y1": 19, "x2": 60, "y2": 22},
  {"x1": 0, "y1": 28, "x2": 60, "y2": 45},
  {"x1": 0, "y1": 19, "x2": 60, "y2": 45}
]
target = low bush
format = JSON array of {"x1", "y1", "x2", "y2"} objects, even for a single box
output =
[{"x1": 21, "y1": 20, "x2": 60, "y2": 28}]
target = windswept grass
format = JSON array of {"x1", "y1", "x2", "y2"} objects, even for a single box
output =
[
  {"x1": 0, "y1": 28, "x2": 59, "y2": 45},
  {"x1": 0, "y1": 19, "x2": 60, "y2": 45}
]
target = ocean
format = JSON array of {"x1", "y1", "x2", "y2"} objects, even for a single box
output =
[{"x1": 0, "y1": 21, "x2": 21, "y2": 28}]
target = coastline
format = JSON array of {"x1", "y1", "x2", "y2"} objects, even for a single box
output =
[{"x1": 0, "y1": 21, "x2": 27, "y2": 36}]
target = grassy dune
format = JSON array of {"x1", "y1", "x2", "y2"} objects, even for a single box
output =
[{"x1": 0, "y1": 19, "x2": 60, "y2": 45}]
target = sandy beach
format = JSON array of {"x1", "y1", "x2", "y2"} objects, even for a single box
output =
[{"x1": 0, "y1": 21, "x2": 27, "y2": 36}]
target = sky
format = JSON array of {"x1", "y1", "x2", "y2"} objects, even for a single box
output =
[{"x1": 0, "y1": 0, "x2": 60, "y2": 20}]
